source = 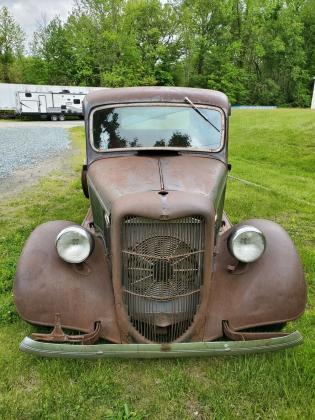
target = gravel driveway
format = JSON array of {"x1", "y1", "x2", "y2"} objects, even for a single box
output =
[
  {"x1": 0, "y1": 120, "x2": 83, "y2": 195},
  {"x1": 0, "y1": 120, "x2": 83, "y2": 129},
  {"x1": 0, "y1": 127, "x2": 70, "y2": 178}
]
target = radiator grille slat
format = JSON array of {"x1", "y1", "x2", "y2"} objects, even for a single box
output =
[{"x1": 121, "y1": 216, "x2": 205, "y2": 343}]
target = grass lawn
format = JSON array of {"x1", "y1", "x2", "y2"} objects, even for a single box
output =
[{"x1": 0, "y1": 109, "x2": 314, "y2": 419}]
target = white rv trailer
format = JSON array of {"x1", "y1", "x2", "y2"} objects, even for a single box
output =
[
  {"x1": 0, "y1": 83, "x2": 101, "y2": 120},
  {"x1": 16, "y1": 90, "x2": 86, "y2": 120}
]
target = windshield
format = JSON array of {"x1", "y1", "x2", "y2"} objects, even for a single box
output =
[{"x1": 92, "y1": 105, "x2": 223, "y2": 151}]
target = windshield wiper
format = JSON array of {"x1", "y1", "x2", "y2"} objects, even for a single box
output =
[{"x1": 184, "y1": 96, "x2": 221, "y2": 133}]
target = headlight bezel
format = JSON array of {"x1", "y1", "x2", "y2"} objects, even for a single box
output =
[
  {"x1": 55, "y1": 226, "x2": 94, "y2": 264},
  {"x1": 228, "y1": 225, "x2": 266, "y2": 263}
]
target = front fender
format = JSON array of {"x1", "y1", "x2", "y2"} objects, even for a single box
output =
[
  {"x1": 203, "y1": 219, "x2": 307, "y2": 340},
  {"x1": 14, "y1": 221, "x2": 121, "y2": 343}
]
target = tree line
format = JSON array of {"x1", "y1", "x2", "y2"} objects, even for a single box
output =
[{"x1": 0, "y1": 0, "x2": 314, "y2": 106}]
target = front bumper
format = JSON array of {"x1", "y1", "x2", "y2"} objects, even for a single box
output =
[{"x1": 20, "y1": 331, "x2": 303, "y2": 359}]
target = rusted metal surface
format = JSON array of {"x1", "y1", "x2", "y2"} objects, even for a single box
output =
[
  {"x1": 31, "y1": 314, "x2": 101, "y2": 344},
  {"x1": 14, "y1": 220, "x2": 121, "y2": 343},
  {"x1": 87, "y1": 155, "x2": 227, "y2": 213},
  {"x1": 203, "y1": 218, "x2": 307, "y2": 341},
  {"x1": 14, "y1": 86, "x2": 307, "y2": 353},
  {"x1": 109, "y1": 190, "x2": 215, "y2": 344},
  {"x1": 15, "y1": 214, "x2": 306, "y2": 345},
  {"x1": 84, "y1": 86, "x2": 230, "y2": 117}
]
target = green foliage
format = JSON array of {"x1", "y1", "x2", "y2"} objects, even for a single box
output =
[
  {"x1": 16, "y1": 56, "x2": 49, "y2": 85},
  {"x1": 101, "y1": 63, "x2": 157, "y2": 87},
  {"x1": 31, "y1": 17, "x2": 74, "y2": 85},
  {"x1": 0, "y1": 1, "x2": 314, "y2": 103},
  {"x1": 207, "y1": 63, "x2": 250, "y2": 104},
  {"x1": 179, "y1": 0, "x2": 313, "y2": 106},
  {"x1": 0, "y1": 6, "x2": 25, "y2": 82}
]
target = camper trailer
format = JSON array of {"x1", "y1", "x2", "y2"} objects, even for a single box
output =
[
  {"x1": 0, "y1": 83, "x2": 100, "y2": 120},
  {"x1": 16, "y1": 90, "x2": 86, "y2": 120}
]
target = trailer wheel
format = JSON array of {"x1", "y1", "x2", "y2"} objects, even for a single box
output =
[
  {"x1": 50, "y1": 115, "x2": 58, "y2": 121},
  {"x1": 58, "y1": 114, "x2": 65, "y2": 121}
]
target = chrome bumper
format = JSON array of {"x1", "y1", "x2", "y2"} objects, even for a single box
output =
[{"x1": 20, "y1": 331, "x2": 303, "y2": 359}]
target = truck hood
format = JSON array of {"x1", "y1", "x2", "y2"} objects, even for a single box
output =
[{"x1": 87, "y1": 154, "x2": 227, "y2": 212}]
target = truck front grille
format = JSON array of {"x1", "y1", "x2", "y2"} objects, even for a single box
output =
[{"x1": 121, "y1": 216, "x2": 205, "y2": 343}]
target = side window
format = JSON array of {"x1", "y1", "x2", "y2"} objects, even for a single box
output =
[
  {"x1": 74, "y1": 99, "x2": 81, "y2": 104},
  {"x1": 25, "y1": 92, "x2": 32, "y2": 98}
]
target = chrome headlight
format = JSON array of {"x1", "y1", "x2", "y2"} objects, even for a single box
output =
[
  {"x1": 56, "y1": 226, "x2": 94, "y2": 264},
  {"x1": 228, "y1": 225, "x2": 266, "y2": 263}
]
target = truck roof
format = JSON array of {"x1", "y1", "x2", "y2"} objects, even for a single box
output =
[{"x1": 85, "y1": 86, "x2": 230, "y2": 116}]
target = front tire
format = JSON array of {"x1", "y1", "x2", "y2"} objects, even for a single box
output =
[{"x1": 58, "y1": 114, "x2": 65, "y2": 121}]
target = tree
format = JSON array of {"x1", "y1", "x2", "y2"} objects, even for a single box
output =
[
  {"x1": 1, "y1": 1, "x2": 312, "y2": 107},
  {"x1": 32, "y1": 17, "x2": 74, "y2": 85},
  {"x1": 0, "y1": 6, "x2": 25, "y2": 82},
  {"x1": 301, "y1": 0, "x2": 315, "y2": 105},
  {"x1": 178, "y1": 0, "x2": 313, "y2": 106}
]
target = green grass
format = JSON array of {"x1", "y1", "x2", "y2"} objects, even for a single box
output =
[{"x1": 0, "y1": 111, "x2": 314, "y2": 419}]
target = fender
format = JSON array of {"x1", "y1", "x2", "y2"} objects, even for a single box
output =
[
  {"x1": 14, "y1": 219, "x2": 306, "y2": 344},
  {"x1": 203, "y1": 219, "x2": 307, "y2": 340},
  {"x1": 14, "y1": 221, "x2": 121, "y2": 343}
]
